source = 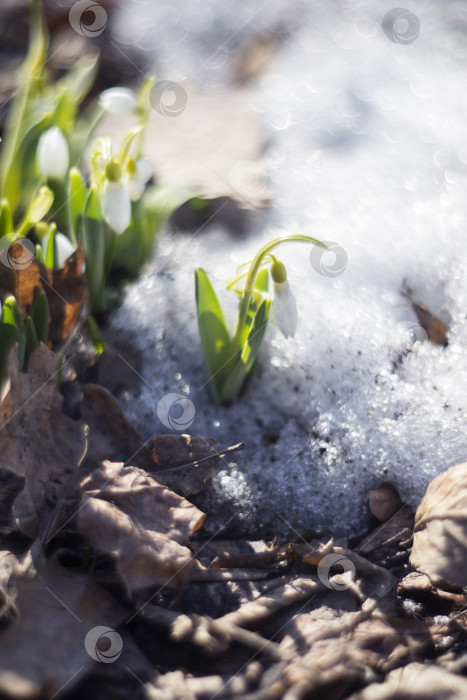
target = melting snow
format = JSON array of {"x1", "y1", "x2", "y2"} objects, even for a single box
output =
[{"x1": 111, "y1": 0, "x2": 467, "y2": 537}]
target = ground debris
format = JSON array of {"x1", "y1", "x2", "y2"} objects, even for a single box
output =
[{"x1": 410, "y1": 461, "x2": 467, "y2": 587}]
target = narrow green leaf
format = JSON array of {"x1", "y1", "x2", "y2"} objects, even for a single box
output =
[
  {"x1": 0, "y1": 323, "x2": 18, "y2": 401},
  {"x1": 31, "y1": 290, "x2": 49, "y2": 344},
  {"x1": 82, "y1": 185, "x2": 106, "y2": 311},
  {"x1": 0, "y1": 199, "x2": 13, "y2": 237},
  {"x1": 17, "y1": 185, "x2": 54, "y2": 236},
  {"x1": 220, "y1": 299, "x2": 270, "y2": 404},
  {"x1": 35, "y1": 243, "x2": 44, "y2": 265},
  {"x1": 195, "y1": 268, "x2": 231, "y2": 403},
  {"x1": 67, "y1": 167, "x2": 88, "y2": 245},
  {"x1": 255, "y1": 268, "x2": 269, "y2": 293},
  {"x1": 45, "y1": 223, "x2": 56, "y2": 269},
  {"x1": 3, "y1": 296, "x2": 25, "y2": 370},
  {"x1": 87, "y1": 315, "x2": 105, "y2": 355}
]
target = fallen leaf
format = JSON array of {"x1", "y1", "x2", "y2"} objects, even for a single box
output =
[
  {"x1": 0, "y1": 344, "x2": 85, "y2": 538},
  {"x1": 0, "y1": 555, "x2": 127, "y2": 699},
  {"x1": 45, "y1": 245, "x2": 87, "y2": 345},
  {"x1": 398, "y1": 571, "x2": 466, "y2": 610},
  {"x1": 350, "y1": 662, "x2": 467, "y2": 699},
  {"x1": 410, "y1": 462, "x2": 467, "y2": 587},
  {"x1": 0, "y1": 469, "x2": 25, "y2": 534},
  {"x1": 369, "y1": 483, "x2": 402, "y2": 522},
  {"x1": 151, "y1": 434, "x2": 222, "y2": 497},
  {"x1": 401, "y1": 284, "x2": 448, "y2": 348},
  {"x1": 80, "y1": 383, "x2": 154, "y2": 470},
  {"x1": 357, "y1": 504, "x2": 414, "y2": 556},
  {"x1": 411, "y1": 301, "x2": 448, "y2": 347},
  {"x1": 0, "y1": 245, "x2": 87, "y2": 345},
  {"x1": 77, "y1": 460, "x2": 205, "y2": 596}
]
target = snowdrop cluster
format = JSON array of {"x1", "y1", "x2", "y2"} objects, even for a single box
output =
[{"x1": 195, "y1": 235, "x2": 325, "y2": 404}]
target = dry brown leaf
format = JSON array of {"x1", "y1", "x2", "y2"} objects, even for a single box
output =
[
  {"x1": 410, "y1": 462, "x2": 467, "y2": 587},
  {"x1": 0, "y1": 469, "x2": 25, "y2": 534},
  {"x1": 81, "y1": 383, "x2": 154, "y2": 470},
  {"x1": 369, "y1": 484, "x2": 402, "y2": 522},
  {"x1": 411, "y1": 301, "x2": 448, "y2": 347},
  {"x1": 0, "y1": 345, "x2": 85, "y2": 538},
  {"x1": 45, "y1": 245, "x2": 87, "y2": 345},
  {"x1": 0, "y1": 555, "x2": 127, "y2": 700},
  {"x1": 151, "y1": 434, "x2": 221, "y2": 497},
  {"x1": 357, "y1": 504, "x2": 414, "y2": 556},
  {"x1": 0, "y1": 245, "x2": 87, "y2": 345},
  {"x1": 398, "y1": 571, "x2": 466, "y2": 609},
  {"x1": 77, "y1": 460, "x2": 205, "y2": 596},
  {"x1": 350, "y1": 663, "x2": 467, "y2": 699}
]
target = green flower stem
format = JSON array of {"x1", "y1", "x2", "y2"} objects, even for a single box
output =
[
  {"x1": 230, "y1": 235, "x2": 325, "y2": 352},
  {"x1": 0, "y1": 0, "x2": 47, "y2": 199}
]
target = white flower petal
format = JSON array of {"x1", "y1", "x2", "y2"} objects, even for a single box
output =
[
  {"x1": 41, "y1": 231, "x2": 76, "y2": 270},
  {"x1": 99, "y1": 87, "x2": 137, "y2": 115},
  {"x1": 125, "y1": 159, "x2": 153, "y2": 201},
  {"x1": 36, "y1": 127, "x2": 70, "y2": 180},
  {"x1": 101, "y1": 181, "x2": 131, "y2": 234},
  {"x1": 272, "y1": 281, "x2": 298, "y2": 339}
]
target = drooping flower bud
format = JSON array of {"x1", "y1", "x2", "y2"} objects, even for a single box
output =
[
  {"x1": 271, "y1": 260, "x2": 297, "y2": 339},
  {"x1": 99, "y1": 87, "x2": 137, "y2": 115},
  {"x1": 36, "y1": 127, "x2": 70, "y2": 181}
]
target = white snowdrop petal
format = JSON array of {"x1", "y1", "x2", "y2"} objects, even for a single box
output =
[
  {"x1": 36, "y1": 127, "x2": 70, "y2": 180},
  {"x1": 125, "y1": 160, "x2": 153, "y2": 201},
  {"x1": 99, "y1": 87, "x2": 137, "y2": 115},
  {"x1": 102, "y1": 181, "x2": 131, "y2": 234},
  {"x1": 272, "y1": 281, "x2": 298, "y2": 339},
  {"x1": 41, "y1": 231, "x2": 76, "y2": 270}
]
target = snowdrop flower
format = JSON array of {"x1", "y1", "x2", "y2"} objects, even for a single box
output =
[
  {"x1": 99, "y1": 87, "x2": 137, "y2": 116},
  {"x1": 123, "y1": 158, "x2": 152, "y2": 201},
  {"x1": 41, "y1": 230, "x2": 76, "y2": 269},
  {"x1": 271, "y1": 259, "x2": 297, "y2": 339},
  {"x1": 101, "y1": 160, "x2": 131, "y2": 234},
  {"x1": 36, "y1": 126, "x2": 70, "y2": 180}
]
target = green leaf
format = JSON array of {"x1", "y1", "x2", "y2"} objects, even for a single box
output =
[
  {"x1": 255, "y1": 267, "x2": 269, "y2": 293},
  {"x1": 2, "y1": 296, "x2": 25, "y2": 370},
  {"x1": 0, "y1": 322, "x2": 19, "y2": 401},
  {"x1": 67, "y1": 167, "x2": 88, "y2": 245},
  {"x1": 220, "y1": 299, "x2": 270, "y2": 404},
  {"x1": 111, "y1": 186, "x2": 194, "y2": 278},
  {"x1": 55, "y1": 52, "x2": 99, "y2": 104},
  {"x1": 87, "y1": 315, "x2": 105, "y2": 355},
  {"x1": 17, "y1": 185, "x2": 54, "y2": 236},
  {"x1": 0, "y1": 199, "x2": 13, "y2": 237},
  {"x1": 195, "y1": 268, "x2": 231, "y2": 404},
  {"x1": 35, "y1": 243, "x2": 45, "y2": 265},
  {"x1": 31, "y1": 290, "x2": 49, "y2": 345},
  {"x1": 45, "y1": 223, "x2": 56, "y2": 269},
  {"x1": 82, "y1": 185, "x2": 106, "y2": 311}
]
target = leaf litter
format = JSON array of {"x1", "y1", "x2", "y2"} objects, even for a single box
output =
[{"x1": 0, "y1": 344, "x2": 466, "y2": 699}]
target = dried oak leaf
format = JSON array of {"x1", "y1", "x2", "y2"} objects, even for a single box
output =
[
  {"x1": 410, "y1": 462, "x2": 467, "y2": 587},
  {"x1": 0, "y1": 344, "x2": 85, "y2": 538},
  {"x1": 151, "y1": 434, "x2": 221, "y2": 497},
  {"x1": 0, "y1": 555, "x2": 127, "y2": 700},
  {"x1": 351, "y1": 662, "x2": 467, "y2": 699},
  {"x1": 44, "y1": 245, "x2": 87, "y2": 345},
  {"x1": 0, "y1": 245, "x2": 87, "y2": 344},
  {"x1": 80, "y1": 383, "x2": 154, "y2": 470},
  {"x1": 369, "y1": 483, "x2": 402, "y2": 522},
  {"x1": 77, "y1": 460, "x2": 205, "y2": 596}
]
